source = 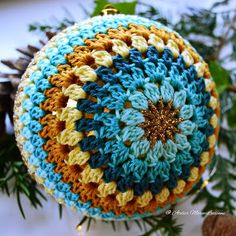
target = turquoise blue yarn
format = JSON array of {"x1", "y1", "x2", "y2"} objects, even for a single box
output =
[
  {"x1": 42, "y1": 65, "x2": 58, "y2": 77},
  {"x1": 31, "y1": 92, "x2": 46, "y2": 105},
  {"x1": 45, "y1": 47, "x2": 58, "y2": 59},
  {"x1": 50, "y1": 54, "x2": 67, "y2": 66},
  {"x1": 20, "y1": 112, "x2": 31, "y2": 125},
  {"x1": 30, "y1": 135, "x2": 45, "y2": 147},
  {"x1": 128, "y1": 91, "x2": 148, "y2": 109},
  {"x1": 175, "y1": 134, "x2": 191, "y2": 151},
  {"x1": 143, "y1": 83, "x2": 160, "y2": 104},
  {"x1": 23, "y1": 140, "x2": 35, "y2": 153},
  {"x1": 29, "y1": 155, "x2": 41, "y2": 167},
  {"x1": 29, "y1": 71, "x2": 44, "y2": 83},
  {"x1": 56, "y1": 37, "x2": 69, "y2": 47},
  {"x1": 120, "y1": 126, "x2": 144, "y2": 142},
  {"x1": 160, "y1": 81, "x2": 174, "y2": 102},
  {"x1": 65, "y1": 192, "x2": 79, "y2": 207},
  {"x1": 28, "y1": 120, "x2": 43, "y2": 133},
  {"x1": 120, "y1": 108, "x2": 145, "y2": 126},
  {"x1": 21, "y1": 127, "x2": 32, "y2": 139},
  {"x1": 173, "y1": 90, "x2": 186, "y2": 108},
  {"x1": 58, "y1": 44, "x2": 73, "y2": 55},
  {"x1": 24, "y1": 84, "x2": 36, "y2": 96},
  {"x1": 146, "y1": 141, "x2": 164, "y2": 164},
  {"x1": 179, "y1": 105, "x2": 194, "y2": 120},
  {"x1": 130, "y1": 139, "x2": 150, "y2": 156},
  {"x1": 37, "y1": 59, "x2": 50, "y2": 70},
  {"x1": 44, "y1": 179, "x2": 56, "y2": 190},
  {"x1": 22, "y1": 99, "x2": 33, "y2": 111},
  {"x1": 35, "y1": 78, "x2": 52, "y2": 91},
  {"x1": 163, "y1": 140, "x2": 177, "y2": 162}
]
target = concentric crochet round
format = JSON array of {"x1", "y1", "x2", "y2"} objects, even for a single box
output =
[{"x1": 14, "y1": 14, "x2": 220, "y2": 220}]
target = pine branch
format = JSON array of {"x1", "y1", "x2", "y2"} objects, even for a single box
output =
[
  {"x1": 140, "y1": 213, "x2": 183, "y2": 236},
  {"x1": 74, "y1": 210, "x2": 183, "y2": 236},
  {"x1": 0, "y1": 135, "x2": 46, "y2": 218},
  {"x1": 192, "y1": 155, "x2": 236, "y2": 214},
  {"x1": 58, "y1": 204, "x2": 63, "y2": 219}
]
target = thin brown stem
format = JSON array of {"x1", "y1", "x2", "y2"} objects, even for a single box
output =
[{"x1": 228, "y1": 85, "x2": 236, "y2": 93}]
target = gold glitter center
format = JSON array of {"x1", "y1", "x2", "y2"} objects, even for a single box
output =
[{"x1": 139, "y1": 100, "x2": 183, "y2": 147}]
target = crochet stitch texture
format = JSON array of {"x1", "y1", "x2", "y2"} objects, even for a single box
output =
[{"x1": 14, "y1": 14, "x2": 220, "y2": 220}]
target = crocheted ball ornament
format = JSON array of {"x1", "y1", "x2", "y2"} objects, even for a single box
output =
[{"x1": 14, "y1": 14, "x2": 220, "y2": 220}]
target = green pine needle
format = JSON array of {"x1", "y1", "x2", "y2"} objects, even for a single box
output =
[
  {"x1": 0, "y1": 135, "x2": 46, "y2": 218},
  {"x1": 192, "y1": 155, "x2": 236, "y2": 214},
  {"x1": 124, "y1": 221, "x2": 130, "y2": 231},
  {"x1": 58, "y1": 204, "x2": 63, "y2": 219},
  {"x1": 16, "y1": 189, "x2": 26, "y2": 219},
  {"x1": 141, "y1": 214, "x2": 183, "y2": 236},
  {"x1": 134, "y1": 219, "x2": 143, "y2": 231},
  {"x1": 86, "y1": 217, "x2": 95, "y2": 231}
]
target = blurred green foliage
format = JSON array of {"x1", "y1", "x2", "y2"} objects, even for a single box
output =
[
  {"x1": 209, "y1": 61, "x2": 230, "y2": 94},
  {"x1": 91, "y1": 0, "x2": 137, "y2": 16}
]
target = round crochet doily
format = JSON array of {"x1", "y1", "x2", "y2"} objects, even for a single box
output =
[{"x1": 14, "y1": 14, "x2": 220, "y2": 220}]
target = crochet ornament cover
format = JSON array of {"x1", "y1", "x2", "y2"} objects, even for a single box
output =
[{"x1": 13, "y1": 14, "x2": 220, "y2": 221}]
